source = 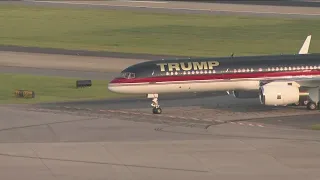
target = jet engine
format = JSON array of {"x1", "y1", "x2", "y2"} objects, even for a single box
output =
[
  {"x1": 232, "y1": 90, "x2": 259, "y2": 99},
  {"x1": 259, "y1": 84, "x2": 300, "y2": 106}
]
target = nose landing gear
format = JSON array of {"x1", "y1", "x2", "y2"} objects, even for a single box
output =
[
  {"x1": 148, "y1": 94, "x2": 162, "y2": 114},
  {"x1": 151, "y1": 97, "x2": 162, "y2": 114},
  {"x1": 152, "y1": 107, "x2": 162, "y2": 114}
]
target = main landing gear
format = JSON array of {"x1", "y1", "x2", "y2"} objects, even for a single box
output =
[
  {"x1": 306, "y1": 101, "x2": 319, "y2": 110},
  {"x1": 148, "y1": 94, "x2": 162, "y2": 114},
  {"x1": 306, "y1": 87, "x2": 320, "y2": 111}
]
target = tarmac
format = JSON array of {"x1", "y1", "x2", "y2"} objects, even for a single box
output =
[
  {"x1": 1, "y1": 1, "x2": 320, "y2": 180},
  {"x1": 0, "y1": 103, "x2": 320, "y2": 180}
]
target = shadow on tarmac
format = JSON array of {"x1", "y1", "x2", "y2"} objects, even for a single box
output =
[{"x1": 38, "y1": 91, "x2": 302, "y2": 113}]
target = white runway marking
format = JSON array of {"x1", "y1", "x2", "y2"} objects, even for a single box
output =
[
  {"x1": 55, "y1": 106, "x2": 267, "y2": 128},
  {"x1": 214, "y1": 120, "x2": 224, "y2": 123},
  {"x1": 178, "y1": 117, "x2": 188, "y2": 119},
  {"x1": 130, "y1": 112, "x2": 141, "y2": 115},
  {"x1": 230, "y1": 121, "x2": 265, "y2": 127},
  {"x1": 142, "y1": 113, "x2": 152, "y2": 116}
]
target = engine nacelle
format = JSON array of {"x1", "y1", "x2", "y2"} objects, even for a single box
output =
[
  {"x1": 259, "y1": 84, "x2": 300, "y2": 106},
  {"x1": 232, "y1": 90, "x2": 259, "y2": 99}
]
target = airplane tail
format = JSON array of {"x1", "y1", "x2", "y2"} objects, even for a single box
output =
[{"x1": 298, "y1": 35, "x2": 312, "y2": 54}]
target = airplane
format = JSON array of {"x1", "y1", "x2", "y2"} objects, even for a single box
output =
[{"x1": 108, "y1": 35, "x2": 320, "y2": 114}]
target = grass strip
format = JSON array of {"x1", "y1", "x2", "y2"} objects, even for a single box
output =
[
  {"x1": 1, "y1": 4, "x2": 320, "y2": 57},
  {"x1": 311, "y1": 124, "x2": 320, "y2": 130},
  {"x1": 0, "y1": 73, "x2": 128, "y2": 104}
]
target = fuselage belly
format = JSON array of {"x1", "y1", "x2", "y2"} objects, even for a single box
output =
[{"x1": 108, "y1": 80, "x2": 260, "y2": 94}]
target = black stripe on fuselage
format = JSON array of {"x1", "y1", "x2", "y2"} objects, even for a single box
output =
[{"x1": 120, "y1": 53, "x2": 320, "y2": 79}]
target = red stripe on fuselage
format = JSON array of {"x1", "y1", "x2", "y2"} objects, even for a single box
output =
[{"x1": 110, "y1": 70, "x2": 320, "y2": 84}]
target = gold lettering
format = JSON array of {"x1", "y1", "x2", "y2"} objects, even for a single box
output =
[
  {"x1": 168, "y1": 63, "x2": 181, "y2": 71},
  {"x1": 180, "y1": 62, "x2": 192, "y2": 71},
  {"x1": 192, "y1": 62, "x2": 208, "y2": 70},
  {"x1": 156, "y1": 63, "x2": 167, "y2": 72},
  {"x1": 208, "y1": 61, "x2": 219, "y2": 69},
  {"x1": 157, "y1": 61, "x2": 219, "y2": 72}
]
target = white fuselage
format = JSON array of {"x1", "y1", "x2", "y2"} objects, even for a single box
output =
[{"x1": 108, "y1": 80, "x2": 260, "y2": 94}]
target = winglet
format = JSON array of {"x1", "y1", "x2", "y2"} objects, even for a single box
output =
[{"x1": 298, "y1": 35, "x2": 312, "y2": 54}]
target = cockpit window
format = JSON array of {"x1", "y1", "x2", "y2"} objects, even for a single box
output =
[{"x1": 120, "y1": 72, "x2": 135, "y2": 79}]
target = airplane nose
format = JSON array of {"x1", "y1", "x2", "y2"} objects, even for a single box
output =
[
  {"x1": 108, "y1": 78, "x2": 124, "y2": 93},
  {"x1": 108, "y1": 79, "x2": 117, "y2": 93}
]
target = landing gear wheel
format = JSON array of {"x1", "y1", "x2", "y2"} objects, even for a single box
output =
[
  {"x1": 150, "y1": 96, "x2": 162, "y2": 114},
  {"x1": 152, "y1": 107, "x2": 162, "y2": 114},
  {"x1": 307, "y1": 102, "x2": 317, "y2": 110}
]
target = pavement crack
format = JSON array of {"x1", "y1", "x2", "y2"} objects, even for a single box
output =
[
  {"x1": 31, "y1": 148, "x2": 57, "y2": 179},
  {"x1": 100, "y1": 143, "x2": 135, "y2": 179},
  {"x1": 188, "y1": 153, "x2": 215, "y2": 174},
  {"x1": 154, "y1": 128, "x2": 320, "y2": 142},
  {"x1": 47, "y1": 124, "x2": 60, "y2": 142},
  {"x1": 0, "y1": 117, "x2": 100, "y2": 132},
  {"x1": 0, "y1": 153, "x2": 209, "y2": 173}
]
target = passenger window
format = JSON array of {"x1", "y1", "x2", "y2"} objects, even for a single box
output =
[{"x1": 277, "y1": 94, "x2": 281, "y2": 99}]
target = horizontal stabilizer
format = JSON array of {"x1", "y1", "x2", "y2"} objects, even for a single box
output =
[{"x1": 299, "y1": 35, "x2": 311, "y2": 54}]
